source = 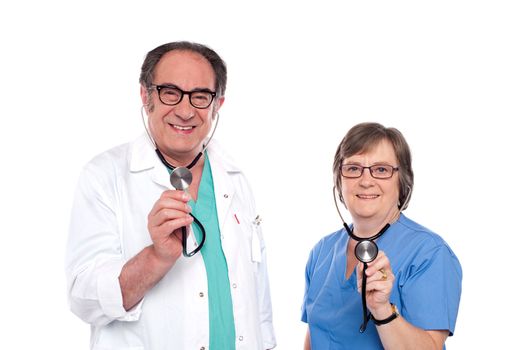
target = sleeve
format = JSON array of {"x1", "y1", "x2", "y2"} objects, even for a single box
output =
[
  {"x1": 301, "y1": 246, "x2": 317, "y2": 323},
  {"x1": 399, "y1": 242, "x2": 462, "y2": 335},
  {"x1": 301, "y1": 241, "x2": 322, "y2": 323},
  {"x1": 65, "y1": 161, "x2": 142, "y2": 326}
]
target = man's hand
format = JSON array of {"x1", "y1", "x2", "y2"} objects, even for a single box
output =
[{"x1": 147, "y1": 190, "x2": 193, "y2": 264}]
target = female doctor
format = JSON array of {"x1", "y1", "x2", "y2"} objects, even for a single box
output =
[{"x1": 301, "y1": 122, "x2": 462, "y2": 349}]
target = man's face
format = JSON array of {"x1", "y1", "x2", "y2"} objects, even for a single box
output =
[{"x1": 142, "y1": 50, "x2": 223, "y2": 165}]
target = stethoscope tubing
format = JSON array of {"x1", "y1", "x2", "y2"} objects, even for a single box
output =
[
  {"x1": 181, "y1": 213, "x2": 206, "y2": 257},
  {"x1": 141, "y1": 106, "x2": 221, "y2": 258},
  {"x1": 333, "y1": 186, "x2": 392, "y2": 332}
]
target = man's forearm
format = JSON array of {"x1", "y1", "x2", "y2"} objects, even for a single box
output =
[{"x1": 119, "y1": 245, "x2": 177, "y2": 310}]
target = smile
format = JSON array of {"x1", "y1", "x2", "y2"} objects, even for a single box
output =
[
  {"x1": 170, "y1": 124, "x2": 194, "y2": 131},
  {"x1": 357, "y1": 194, "x2": 379, "y2": 199}
]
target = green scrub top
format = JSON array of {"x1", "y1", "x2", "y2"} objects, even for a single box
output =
[{"x1": 170, "y1": 152, "x2": 236, "y2": 349}]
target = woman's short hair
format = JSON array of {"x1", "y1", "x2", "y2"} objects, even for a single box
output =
[{"x1": 333, "y1": 122, "x2": 414, "y2": 210}]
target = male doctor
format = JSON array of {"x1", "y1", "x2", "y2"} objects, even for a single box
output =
[{"x1": 66, "y1": 41, "x2": 276, "y2": 350}]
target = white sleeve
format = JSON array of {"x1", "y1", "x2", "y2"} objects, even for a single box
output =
[{"x1": 65, "y1": 161, "x2": 142, "y2": 326}]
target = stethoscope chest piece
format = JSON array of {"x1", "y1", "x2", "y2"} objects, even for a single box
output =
[
  {"x1": 344, "y1": 222, "x2": 390, "y2": 333},
  {"x1": 168, "y1": 166, "x2": 205, "y2": 258},
  {"x1": 355, "y1": 240, "x2": 378, "y2": 263},
  {"x1": 170, "y1": 167, "x2": 193, "y2": 191}
]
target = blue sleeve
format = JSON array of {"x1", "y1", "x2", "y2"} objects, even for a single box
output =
[
  {"x1": 399, "y1": 243, "x2": 462, "y2": 335},
  {"x1": 301, "y1": 248, "x2": 315, "y2": 323}
]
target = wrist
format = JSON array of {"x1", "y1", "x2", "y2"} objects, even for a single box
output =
[
  {"x1": 371, "y1": 303, "x2": 394, "y2": 320},
  {"x1": 147, "y1": 245, "x2": 178, "y2": 270},
  {"x1": 371, "y1": 303, "x2": 399, "y2": 326}
]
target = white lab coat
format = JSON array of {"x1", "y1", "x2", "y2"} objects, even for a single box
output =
[{"x1": 66, "y1": 134, "x2": 276, "y2": 350}]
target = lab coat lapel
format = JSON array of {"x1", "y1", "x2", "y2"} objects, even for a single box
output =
[
  {"x1": 151, "y1": 164, "x2": 172, "y2": 189},
  {"x1": 207, "y1": 141, "x2": 240, "y2": 231},
  {"x1": 129, "y1": 134, "x2": 171, "y2": 189},
  {"x1": 210, "y1": 156, "x2": 234, "y2": 231}
]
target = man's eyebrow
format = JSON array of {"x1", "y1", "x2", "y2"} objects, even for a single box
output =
[{"x1": 158, "y1": 83, "x2": 214, "y2": 92}]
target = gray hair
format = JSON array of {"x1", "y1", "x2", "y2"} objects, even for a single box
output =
[{"x1": 139, "y1": 41, "x2": 227, "y2": 97}]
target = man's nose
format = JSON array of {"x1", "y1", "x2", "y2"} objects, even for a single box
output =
[{"x1": 174, "y1": 94, "x2": 195, "y2": 120}]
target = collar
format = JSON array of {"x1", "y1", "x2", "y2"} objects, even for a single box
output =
[{"x1": 128, "y1": 133, "x2": 242, "y2": 174}]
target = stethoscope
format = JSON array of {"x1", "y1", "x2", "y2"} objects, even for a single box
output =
[
  {"x1": 332, "y1": 185, "x2": 411, "y2": 332},
  {"x1": 141, "y1": 105, "x2": 220, "y2": 257}
]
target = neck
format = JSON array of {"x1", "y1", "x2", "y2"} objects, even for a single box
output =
[
  {"x1": 352, "y1": 209, "x2": 400, "y2": 238},
  {"x1": 156, "y1": 145, "x2": 205, "y2": 170}
]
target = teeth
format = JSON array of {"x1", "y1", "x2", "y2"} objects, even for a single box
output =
[
  {"x1": 358, "y1": 195, "x2": 378, "y2": 199},
  {"x1": 172, "y1": 125, "x2": 193, "y2": 131}
]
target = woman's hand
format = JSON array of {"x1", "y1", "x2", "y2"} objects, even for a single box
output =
[{"x1": 357, "y1": 250, "x2": 395, "y2": 320}]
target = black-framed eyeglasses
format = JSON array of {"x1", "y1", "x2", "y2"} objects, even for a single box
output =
[
  {"x1": 151, "y1": 84, "x2": 217, "y2": 109},
  {"x1": 341, "y1": 164, "x2": 399, "y2": 179}
]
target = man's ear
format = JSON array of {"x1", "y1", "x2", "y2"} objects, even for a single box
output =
[
  {"x1": 140, "y1": 85, "x2": 149, "y2": 106},
  {"x1": 213, "y1": 96, "x2": 225, "y2": 116}
]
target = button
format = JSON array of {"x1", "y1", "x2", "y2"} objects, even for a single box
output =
[
  {"x1": 200, "y1": 347, "x2": 205, "y2": 350},
  {"x1": 199, "y1": 292, "x2": 204, "y2": 297},
  {"x1": 232, "y1": 283, "x2": 237, "y2": 289},
  {"x1": 224, "y1": 194, "x2": 229, "y2": 198},
  {"x1": 238, "y1": 336, "x2": 244, "y2": 341}
]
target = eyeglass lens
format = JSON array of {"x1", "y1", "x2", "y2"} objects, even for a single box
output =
[
  {"x1": 157, "y1": 86, "x2": 214, "y2": 108},
  {"x1": 342, "y1": 165, "x2": 396, "y2": 179}
]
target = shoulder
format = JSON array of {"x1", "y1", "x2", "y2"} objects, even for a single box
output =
[
  {"x1": 206, "y1": 139, "x2": 242, "y2": 173},
  {"x1": 82, "y1": 134, "x2": 150, "y2": 175},
  {"x1": 77, "y1": 136, "x2": 149, "y2": 191},
  {"x1": 394, "y1": 214, "x2": 453, "y2": 250},
  {"x1": 82, "y1": 142, "x2": 131, "y2": 177},
  {"x1": 390, "y1": 215, "x2": 461, "y2": 273},
  {"x1": 207, "y1": 139, "x2": 253, "y2": 190},
  {"x1": 315, "y1": 229, "x2": 345, "y2": 250},
  {"x1": 308, "y1": 229, "x2": 346, "y2": 264}
]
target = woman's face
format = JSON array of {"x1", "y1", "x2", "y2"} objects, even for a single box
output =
[{"x1": 341, "y1": 139, "x2": 401, "y2": 225}]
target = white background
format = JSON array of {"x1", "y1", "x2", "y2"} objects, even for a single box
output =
[{"x1": 1, "y1": 1, "x2": 512, "y2": 348}]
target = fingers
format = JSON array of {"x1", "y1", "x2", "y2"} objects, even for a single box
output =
[
  {"x1": 154, "y1": 215, "x2": 194, "y2": 237},
  {"x1": 149, "y1": 190, "x2": 192, "y2": 226},
  {"x1": 148, "y1": 190, "x2": 194, "y2": 238},
  {"x1": 366, "y1": 253, "x2": 394, "y2": 283},
  {"x1": 356, "y1": 251, "x2": 395, "y2": 291},
  {"x1": 356, "y1": 250, "x2": 395, "y2": 313}
]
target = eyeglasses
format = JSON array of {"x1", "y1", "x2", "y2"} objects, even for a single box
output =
[
  {"x1": 341, "y1": 164, "x2": 399, "y2": 179},
  {"x1": 151, "y1": 84, "x2": 216, "y2": 109}
]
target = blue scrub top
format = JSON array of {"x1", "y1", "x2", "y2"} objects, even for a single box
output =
[{"x1": 301, "y1": 214, "x2": 462, "y2": 350}]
